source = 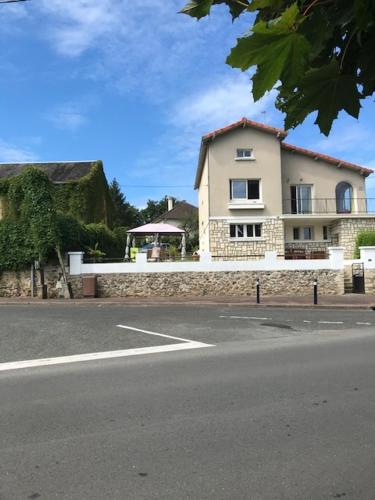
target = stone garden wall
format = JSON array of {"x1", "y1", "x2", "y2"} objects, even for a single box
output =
[
  {"x1": 0, "y1": 268, "x2": 345, "y2": 298},
  {"x1": 72, "y1": 269, "x2": 344, "y2": 298}
]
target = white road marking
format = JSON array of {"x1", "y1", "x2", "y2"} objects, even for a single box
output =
[
  {"x1": 0, "y1": 325, "x2": 213, "y2": 372},
  {"x1": 0, "y1": 343, "x2": 211, "y2": 372},
  {"x1": 303, "y1": 320, "x2": 312, "y2": 323},
  {"x1": 219, "y1": 315, "x2": 271, "y2": 321},
  {"x1": 318, "y1": 321, "x2": 344, "y2": 325},
  {"x1": 356, "y1": 322, "x2": 372, "y2": 326},
  {"x1": 116, "y1": 324, "x2": 196, "y2": 343}
]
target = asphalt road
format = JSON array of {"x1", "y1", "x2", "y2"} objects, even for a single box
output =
[{"x1": 1, "y1": 304, "x2": 375, "y2": 499}]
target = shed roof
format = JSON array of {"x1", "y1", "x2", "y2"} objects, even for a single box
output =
[{"x1": 0, "y1": 161, "x2": 98, "y2": 183}]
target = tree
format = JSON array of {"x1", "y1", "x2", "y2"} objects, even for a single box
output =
[
  {"x1": 139, "y1": 196, "x2": 178, "y2": 224},
  {"x1": 181, "y1": 1, "x2": 375, "y2": 135},
  {"x1": 109, "y1": 178, "x2": 140, "y2": 229}
]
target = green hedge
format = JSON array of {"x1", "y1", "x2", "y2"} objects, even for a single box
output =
[{"x1": 354, "y1": 231, "x2": 375, "y2": 258}]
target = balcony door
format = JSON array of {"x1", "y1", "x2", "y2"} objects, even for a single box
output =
[{"x1": 291, "y1": 185, "x2": 312, "y2": 214}]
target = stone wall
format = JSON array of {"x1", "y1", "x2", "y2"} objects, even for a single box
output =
[
  {"x1": 331, "y1": 218, "x2": 375, "y2": 258},
  {"x1": 71, "y1": 269, "x2": 344, "y2": 297},
  {"x1": 0, "y1": 266, "x2": 354, "y2": 299},
  {"x1": 209, "y1": 218, "x2": 284, "y2": 259},
  {"x1": 365, "y1": 270, "x2": 375, "y2": 295},
  {"x1": 0, "y1": 265, "x2": 76, "y2": 298},
  {"x1": 285, "y1": 241, "x2": 330, "y2": 255}
]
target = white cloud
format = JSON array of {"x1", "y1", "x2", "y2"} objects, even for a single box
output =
[
  {"x1": 171, "y1": 73, "x2": 278, "y2": 134},
  {"x1": 0, "y1": 139, "x2": 38, "y2": 163},
  {"x1": 45, "y1": 102, "x2": 87, "y2": 131}
]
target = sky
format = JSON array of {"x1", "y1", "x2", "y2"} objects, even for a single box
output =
[{"x1": 1, "y1": 0, "x2": 374, "y2": 208}]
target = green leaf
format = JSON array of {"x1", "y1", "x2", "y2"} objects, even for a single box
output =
[
  {"x1": 281, "y1": 60, "x2": 361, "y2": 135},
  {"x1": 180, "y1": 0, "x2": 213, "y2": 19},
  {"x1": 227, "y1": 4, "x2": 311, "y2": 99},
  {"x1": 180, "y1": 0, "x2": 250, "y2": 20}
]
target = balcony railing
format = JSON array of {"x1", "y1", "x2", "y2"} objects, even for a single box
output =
[{"x1": 282, "y1": 198, "x2": 375, "y2": 215}]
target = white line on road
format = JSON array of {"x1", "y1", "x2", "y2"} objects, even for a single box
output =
[
  {"x1": 0, "y1": 342, "x2": 211, "y2": 372},
  {"x1": 116, "y1": 324, "x2": 197, "y2": 343},
  {"x1": 0, "y1": 325, "x2": 214, "y2": 372},
  {"x1": 318, "y1": 321, "x2": 344, "y2": 325},
  {"x1": 219, "y1": 315, "x2": 271, "y2": 321},
  {"x1": 356, "y1": 322, "x2": 372, "y2": 326},
  {"x1": 303, "y1": 320, "x2": 312, "y2": 323}
]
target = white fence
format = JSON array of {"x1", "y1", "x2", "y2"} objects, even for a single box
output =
[{"x1": 68, "y1": 247, "x2": 375, "y2": 275}]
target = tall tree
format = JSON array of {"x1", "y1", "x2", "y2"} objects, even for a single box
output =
[
  {"x1": 109, "y1": 179, "x2": 140, "y2": 229},
  {"x1": 181, "y1": 0, "x2": 375, "y2": 135}
]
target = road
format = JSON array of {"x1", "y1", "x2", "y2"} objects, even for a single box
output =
[{"x1": 1, "y1": 304, "x2": 375, "y2": 499}]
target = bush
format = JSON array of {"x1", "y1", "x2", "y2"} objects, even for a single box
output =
[{"x1": 354, "y1": 231, "x2": 375, "y2": 258}]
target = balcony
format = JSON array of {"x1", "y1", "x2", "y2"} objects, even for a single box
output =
[{"x1": 282, "y1": 198, "x2": 375, "y2": 216}]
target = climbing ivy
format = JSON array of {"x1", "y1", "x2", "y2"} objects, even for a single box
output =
[{"x1": 54, "y1": 161, "x2": 113, "y2": 225}]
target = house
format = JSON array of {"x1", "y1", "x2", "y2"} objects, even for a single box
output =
[
  {"x1": 0, "y1": 160, "x2": 112, "y2": 225},
  {"x1": 153, "y1": 197, "x2": 198, "y2": 231},
  {"x1": 195, "y1": 118, "x2": 375, "y2": 259}
]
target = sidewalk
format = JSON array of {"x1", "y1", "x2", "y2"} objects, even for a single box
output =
[{"x1": 0, "y1": 294, "x2": 374, "y2": 309}]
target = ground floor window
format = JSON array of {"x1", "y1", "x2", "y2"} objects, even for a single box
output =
[
  {"x1": 293, "y1": 226, "x2": 314, "y2": 240},
  {"x1": 230, "y1": 223, "x2": 262, "y2": 239},
  {"x1": 323, "y1": 225, "x2": 329, "y2": 240}
]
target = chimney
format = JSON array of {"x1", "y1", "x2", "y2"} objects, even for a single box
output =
[{"x1": 167, "y1": 196, "x2": 173, "y2": 212}]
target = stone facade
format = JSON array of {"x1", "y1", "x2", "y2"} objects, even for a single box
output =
[
  {"x1": 209, "y1": 218, "x2": 284, "y2": 259},
  {"x1": 0, "y1": 268, "x2": 344, "y2": 298},
  {"x1": 331, "y1": 218, "x2": 375, "y2": 259}
]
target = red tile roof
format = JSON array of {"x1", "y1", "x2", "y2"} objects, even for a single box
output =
[
  {"x1": 202, "y1": 117, "x2": 287, "y2": 141},
  {"x1": 281, "y1": 143, "x2": 373, "y2": 176}
]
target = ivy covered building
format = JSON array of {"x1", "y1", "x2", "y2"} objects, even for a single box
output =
[{"x1": 0, "y1": 160, "x2": 112, "y2": 225}]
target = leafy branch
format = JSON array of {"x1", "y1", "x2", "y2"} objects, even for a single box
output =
[{"x1": 181, "y1": 0, "x2": 375, "y2": 135}]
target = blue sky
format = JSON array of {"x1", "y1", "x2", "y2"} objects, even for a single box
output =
[{"x1": 1, "y1": 0, "x2": 374, "y2": 208}]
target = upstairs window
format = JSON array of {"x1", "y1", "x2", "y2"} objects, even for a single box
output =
[
  {"x1": 236, "y1": 148, "x2": 254, "y2": 160},
  {"x1": 230, "y1": 223, "x2": 262, "y2": 239},
  {"x1": 230, "y1": 179, "x2": 260, "y2": 200}
]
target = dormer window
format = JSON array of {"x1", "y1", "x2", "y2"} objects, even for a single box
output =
[{"x1": 236, "y1": 148, "x2": 255, "y2": 160}]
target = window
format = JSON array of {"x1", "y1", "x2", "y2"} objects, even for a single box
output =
[
  {"x1": 230, "y1": 223, "x2": 262, "y2": 239},
  {"x1": 290, "y1": 185, "x2": 312, "y2": 214},
  {"x1": 336, "y1": 182, "x2": 352, "y2": 213},
  {"x1": 236, "y1": 148, "x2": 254, "y2": 159},
  {"x1": 303, "y1": 227, "x2": 313, "y2": 240},
  {"x1": 323, "y1": 226, "x2": 329, "y2": 240},
  {"x1": 293, "y1": 226, "x2": 314, "y2": 240},
  {"x1": 293, "y1": 227, "x2": 300, "y2": 240},
  {"x1": 230, "y1": 179, "x2": 260, "y2": 200}
]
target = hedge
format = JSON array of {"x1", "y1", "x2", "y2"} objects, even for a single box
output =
[{"x1": 354, "y1": 231, "x2": 375, "y2": 258}]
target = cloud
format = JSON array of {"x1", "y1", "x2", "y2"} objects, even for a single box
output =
[
  {"x1": 314, "y1": 123, "x2": 374, "y2": 156},
  {"x1": 0, "y1": 139, "x2": 38, "y2": 163},
  {"x1": 171, "y1": 73, "x2": 278, "y2": 134},
  {"x1": 45, "y1": 102, "x2": 87, "y2": 131}
]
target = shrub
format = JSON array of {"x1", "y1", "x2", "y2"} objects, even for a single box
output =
[{"x1": 354, "y1": 231, "x2": 375, "y2": 258}]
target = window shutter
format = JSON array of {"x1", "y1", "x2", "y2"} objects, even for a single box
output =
[
  {"x1": 230, "y1": 224, "x2": 235, "y2": 238},
  {"x1": 229, "y1": 180, "x2": 232, "y2": 200}
]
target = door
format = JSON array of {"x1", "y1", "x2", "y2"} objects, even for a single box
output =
[
  {"x1": 352, "y1": 263, "x2": 365, "y2": 294},
  {"x1": 291, "y1": 185, "x2": 312, "y2": 214}
]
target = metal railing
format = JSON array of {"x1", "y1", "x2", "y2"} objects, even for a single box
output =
[{"x1": 282, "y1": 198, "x2": 375, "y2": 215}]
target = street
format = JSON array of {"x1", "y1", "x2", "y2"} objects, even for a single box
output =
[{"x1": 1, "y1": 304, "x2": 375, "y2": 499}]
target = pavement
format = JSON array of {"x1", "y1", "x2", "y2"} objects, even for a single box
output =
[
  {"x1": 1, "y1": 304, "x2": 375, "y2": 499},
  {"x1": 0, "y1": 292, "x2": 374, "y2": 308}
]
